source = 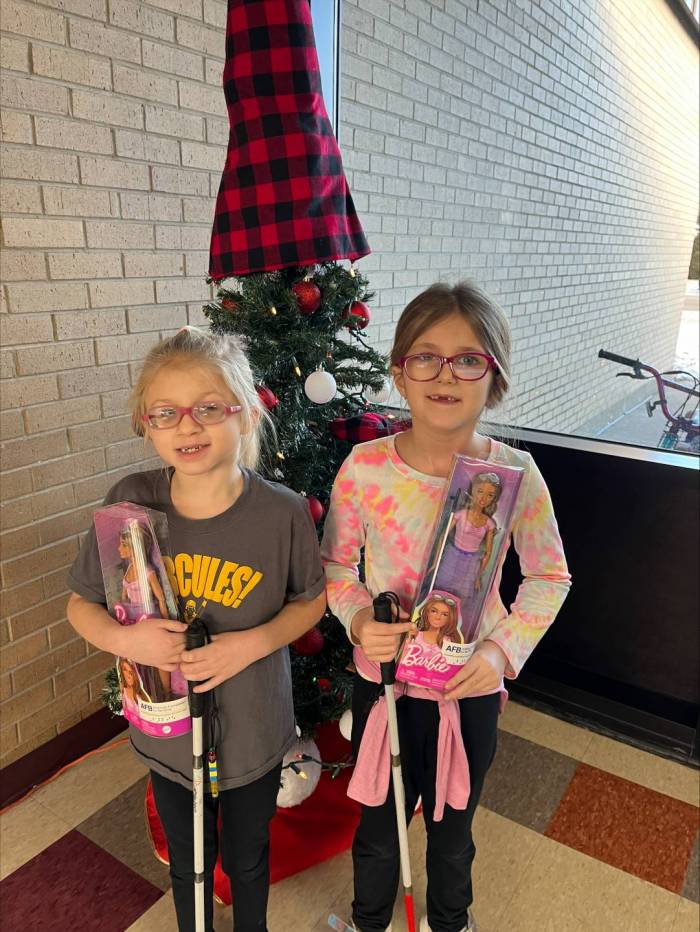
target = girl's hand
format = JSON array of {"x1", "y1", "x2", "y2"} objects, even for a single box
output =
[
  {"x1": 474, "y1": 576, "x2": 481, "y2": 592},
  {"x1": 121, "y1": 619, "x2": 188, "y2": 671},
  {"x1": 180, "y1": 630, "x2": 261, "y2": 693},
  {"x1": 444, "y1": 640, "x2": 507, "y2": 701},
  {"x1": 350, "y1": 606, "x2": 413, "y2": 663}
]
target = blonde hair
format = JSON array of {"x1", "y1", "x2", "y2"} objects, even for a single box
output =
[
  {"x1": 391, "y1": 281, "x2": 511, "y2": 409},
  {"x1": 129, "y1": 326, "x2": 270, "y2": 470}
]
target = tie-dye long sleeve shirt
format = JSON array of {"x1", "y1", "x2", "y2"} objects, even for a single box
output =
[{"x1": 320, "y1": 435, "x2": 571, "y2": 678}]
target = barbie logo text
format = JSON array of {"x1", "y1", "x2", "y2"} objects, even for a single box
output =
[{"x1": 399, "y1": 643, "x2": 454, "y2": 673}]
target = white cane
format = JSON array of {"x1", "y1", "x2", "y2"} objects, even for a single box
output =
[
  {"x1": 186, "y1": 620, "x2": 207, "y2": 932},
  {"x1": 428, "y1": 510, "x2": 456, "y2": 593},
  {"x1": 373, "y1": 592, "x2": 416, "y2": 932}
]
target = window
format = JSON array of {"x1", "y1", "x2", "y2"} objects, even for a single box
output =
[
  {"x1": 683, "y1": 0, "x2": 699, "y2": 23},
  {"x1": 309, "y1": 0, "x2": 341, "y2": 135}
]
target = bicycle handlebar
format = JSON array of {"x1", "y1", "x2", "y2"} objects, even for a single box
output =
[
  {"x1": 598, "y1": 348, "x2": 699, "y2": 435},
  {"x1": 598, "y1": 349, "x2": 640, "y2": 368}
]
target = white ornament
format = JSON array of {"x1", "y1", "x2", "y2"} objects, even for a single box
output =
[
  {"x1": 338, "y1": 708, "x2": 353, "y2": 742},
  {"x1": 276, "y1": 738, "x2": 322, "y2": 808},
  {"x1": 304, "y1": 370, "x2": 337, "y2": 404}
]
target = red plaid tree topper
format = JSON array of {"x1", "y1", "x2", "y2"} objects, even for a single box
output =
[
  {"x1": 329, "y1": 412, "x2": 411, "y2": 444},
  {"x1": 209, "y1": 0, "x2": 370, "y2": 279}
]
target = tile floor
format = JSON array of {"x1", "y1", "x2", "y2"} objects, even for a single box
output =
[{"x1": 1, "y1": 700, "x2": 697, "y2": 932}]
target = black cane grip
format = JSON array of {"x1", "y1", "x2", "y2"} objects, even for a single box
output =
[
  {"x1": 373, "y1": 593, "x2": 396, "y2": 687},
  {"x1": 185, "y1": 618, "x2": 207, "y2": 717}
]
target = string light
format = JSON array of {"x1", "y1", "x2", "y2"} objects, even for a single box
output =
[
  {"x1": 280, "y1": 752, "x2": 353, "y2": 780},
  {"x1": 276, "y1": 451, "x2": 285, "y2": 460},
  {"x1": 269, "y1": 305, "x2": 277, "y2": 316},
  {"x1": 292, "y1": 358, "x2": 302, "y2": 377},
  {"x1": 349, "y1": 262, "x2": 356, "y2": 278}
]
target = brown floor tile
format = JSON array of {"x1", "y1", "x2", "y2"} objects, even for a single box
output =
[
  {"x1": 682, "y1": 832, "x2": 699, "y2": 903},
  {"x1": 0, "y1": 829, "x2": 163, "y2": 931},
  {"x1": 479, "y1": 730, "x2": 578, "y2": 832},
  {"x1": 546, "y1": 763, "x2": 699, "y2": 893},
  {"x1": 77, "y1": 775, "x2": 171, "y2": 893},
  {"x1": 582, "y1": 733, "x2": 699, "y2": 806},
  {"x1": 499, "y1": 833, "x2": 681, "y2": 932}
]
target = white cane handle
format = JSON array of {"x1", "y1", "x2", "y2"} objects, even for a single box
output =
[
  {"x1": 192, "y1": 716, "x2": 205, "y2": 932},
  {"x1": 384, "y1": 689, "x2": 412, "y2": 889}
]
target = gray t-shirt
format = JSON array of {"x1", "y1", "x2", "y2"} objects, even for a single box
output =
[{"x1": 68, "y1": 467, "x2": 325, "y2": 791}]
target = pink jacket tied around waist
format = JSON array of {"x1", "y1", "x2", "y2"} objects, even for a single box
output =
[{"x1": 348, "y1": 647, "x2": 507, "y2": 822}]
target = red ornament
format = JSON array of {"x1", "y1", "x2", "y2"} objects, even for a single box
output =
[
  {"x1": 292, "y1": 281, "x2": 321, "y2": 315},
  {"x1": 293, "y1": 626, "x2": 324, "y2": 656},
  {"x1": 306, "y1": 495, "x2": 324, "y2": 524},
  {"x1": 343, "y1": 300, "x2": 370, "y2": 330},
  {"x1": 317, "y1": 677, "x2": 331, "y2": 693},
  {"x1": 221, "y1": 296, "x2": 238, "y2": 311},
  {"x1": 256, "y1": 385, "x2": 279, "y2": 411}
]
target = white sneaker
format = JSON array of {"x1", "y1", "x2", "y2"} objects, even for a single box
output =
[{"x1": 419, "y1": 911, "x2": 476, "y2": 932}]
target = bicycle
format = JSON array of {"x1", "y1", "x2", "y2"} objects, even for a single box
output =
[{"x1": 598, "y1": 350, "x2": 700, "y2": 454}]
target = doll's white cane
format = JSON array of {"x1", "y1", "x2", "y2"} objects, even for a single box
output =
[
  {"x1": 186, "y1": 620, "x2": 207, "y2": 932},
  {"x1": 373, "y1": 592, "x2": 416, "y2": 932},
  {"x1": 411, "y1": 511, "x2": 457, "y2": 623},
  {"x1": 427, "y1": 511, "x2": 455, "y2": 593},
  {"x1": 127, "y1": 519, "x2": 154, "y2": 614}
]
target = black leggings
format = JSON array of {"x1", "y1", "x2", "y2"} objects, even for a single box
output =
[
  {"x1": 150, "y1": 762, "x2": 282, "y2": 932},
  {"x1": 350, "y1": 675, "x2": 500, "y2": 932}
]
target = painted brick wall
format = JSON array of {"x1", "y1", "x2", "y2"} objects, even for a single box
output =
[
  {"x1": 0, "y1": 0, "x2": 226, "y2": 767},
  {"x1": 339, "y1": 0, "x2": 699, "y2": 428},
  {"x1": 0, "y1": 0, "x2": 697, "y2": 767}
]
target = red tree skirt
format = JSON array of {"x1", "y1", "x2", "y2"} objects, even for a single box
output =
[{"x1": 145, "y1": 722, "x2": 359, "y2": 905}]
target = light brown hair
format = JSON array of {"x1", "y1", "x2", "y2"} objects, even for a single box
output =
[
  {"x1": 391, "y1": 281, "x2": 511, "y2": 408},
  {"x1": 419, "y1": 595, "x2": 460, "y2": 647}
]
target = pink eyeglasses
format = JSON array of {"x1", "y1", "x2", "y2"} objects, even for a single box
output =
[
  {"x1": 399, "y1": 352, "x2": 498, "y2": 382},
  {"x1": 142, "y1": 402, "x2": 242, "y2": 430}
]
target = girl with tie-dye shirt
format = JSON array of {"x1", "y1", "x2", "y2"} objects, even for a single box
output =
[{"x1": 321, "y1": 282, "x2": 570, "y2": 932}]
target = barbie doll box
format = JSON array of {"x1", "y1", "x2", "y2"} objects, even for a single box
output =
[
  {"x1": 94, "y1": 502, "x2": 191, "y2": 738},
  {"x1": 396, "y1": 456, "x2": 524, "y2": 691}
]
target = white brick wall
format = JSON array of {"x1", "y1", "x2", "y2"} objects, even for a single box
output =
[
  {"x1": 340, "y1": 0, "x2": 699, "y2": 431},
  {"x1": 0, "y1": 0, "x2": 223, "y2": 766},
  {"x1": 0, "y1": 0, "x2": 697, "y2": 767}
]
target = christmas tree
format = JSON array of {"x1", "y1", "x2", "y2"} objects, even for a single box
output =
[
  {"x1": 205, "y1": 267, "x2": 387, "y2": 735},
  {"x1": 204, "y1": 0, "x2": 390, "y2": 737}
]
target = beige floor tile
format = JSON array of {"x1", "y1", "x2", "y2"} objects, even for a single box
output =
[
  {"x1": 0, "y1": 797, "x2": 71, "y2": 880},
  {"x1": 311, "y1": 818, "x2": 429, "y2": 932},
  {"x1": 31, "y1": 736, "x2": 147, "y2": 829},
  {"x1": 308, "y1": 806, "x2": 540, "y2": 932},
  {"x1": 582, "y1": 733, "x2": 700, "y2": 806},
  {"x1": 470, "y1": 806, "x2": 543, "y2": 928},
  {"x1": 124, "y1": 891, "x2": 237, "y2": 931},
  {"x1": 499, "y1": 701, "x2": 594, "y2": 760},
  {"x1": 214, "y1": 898, "x2": 233, "y2": 929},
  {"x1": 268, "y1": 848, "x2": 355, "y2": 931},
  {"x1": 499, "y1": 833, "x2": 679, "y2": 932},
  {"x1": 124, "y1": 890, "x2": 175, "y2": 931},
  {"x1": 673, "y1": 897, "x2": 700, "y2": 932},
  {"x1": 313, "y1": 875, "x2": 354, "y2": 932}
]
